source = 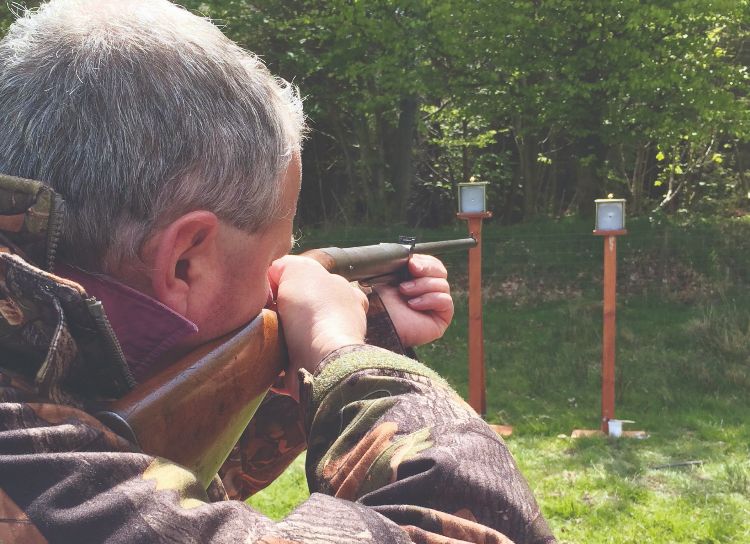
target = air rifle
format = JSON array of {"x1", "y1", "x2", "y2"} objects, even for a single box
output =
[{"x1": 97, "y1": 237, "x2": 477, "y2": 488}]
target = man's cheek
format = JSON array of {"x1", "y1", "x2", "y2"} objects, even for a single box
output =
[{"x1": 237, "y1": 285, "x2": 271, "y2": 322}]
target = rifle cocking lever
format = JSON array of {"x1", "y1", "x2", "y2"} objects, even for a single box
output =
[{"x1": 398, "y1": 235, "x2": 417, "y2": 252}]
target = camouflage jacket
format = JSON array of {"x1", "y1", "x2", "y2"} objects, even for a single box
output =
[{"x1": 0, "y1": 173, "x2": 556, "y2": 543}]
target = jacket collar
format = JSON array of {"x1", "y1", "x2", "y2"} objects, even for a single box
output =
[
  {"x1": 56, "y1": 264, "x2": 198, "y2": 383},
  {"x1": 0, "y1": 173, "x2": 199, "y2": 385}
]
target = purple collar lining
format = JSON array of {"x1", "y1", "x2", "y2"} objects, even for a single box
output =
[{"x1": 56, "y1": 263, "x2": 198, "y2": 384}]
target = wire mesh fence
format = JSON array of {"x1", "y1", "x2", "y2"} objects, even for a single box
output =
[{"x1": 478, "y1": 229, "x2": 747, "y2": 303}]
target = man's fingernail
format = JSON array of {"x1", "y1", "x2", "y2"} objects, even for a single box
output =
[
  {"x1": 408, "y1": 297, "x2": 423, "y2": 305},
  {"x1": 401, "y1": 281, "x2": 415, "y2": 289}
]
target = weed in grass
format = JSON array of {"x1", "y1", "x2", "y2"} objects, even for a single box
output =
[{"x1": 723, "y1": 461, "x2": 750, "y2": 496}]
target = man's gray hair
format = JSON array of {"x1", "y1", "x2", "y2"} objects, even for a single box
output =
[{"x1": 0, "y1": 0, "x2": 305, "y2": 271}]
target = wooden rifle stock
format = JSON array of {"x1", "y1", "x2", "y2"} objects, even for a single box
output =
[
  {"x1": 97, "y1": 310, "x2": 284, "y2": 489},
  {"x1": 97, "y1": 237, "x2": 475, "y2": 489}
]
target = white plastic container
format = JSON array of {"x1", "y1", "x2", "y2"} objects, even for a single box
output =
[{"x1": 607, "y1": 419, "x2": 635, "y2": 437}]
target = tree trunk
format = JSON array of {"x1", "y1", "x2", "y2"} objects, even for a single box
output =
[
  {"x1": 393, "y1": 95, "x2": 419, "y2": 222},
  {"x1": 353, "y1": 114, "x2": 386, "y2": 222},
  {"x1": 310, "y1": 134, "x2": 328, "y2": 224},
  {"x1": 373, "y1": 111, "x2": 389, "y2": 222},
  {"x1": 629, "y1": 142, "x2": 650, "y2": 215},
  {"x1": 330, "y1": 112, "x2": 360, "y2": 224},
  {"x1": 462, "y1": 118, "x2": 470, "y2": 183},
  {"x1": 574, "y1": 132, "x2": 607, "y2": 217},
  {"x1": 514, "y1": 124, "x2": 539, "y2": 221}
]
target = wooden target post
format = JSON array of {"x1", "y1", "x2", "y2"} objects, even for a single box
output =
[
  {"x1": 573, "y1": 198, "x2": 645, "y2": 439},
  {"x1": 594, "y1": 228, "x2": 626, "y2": 432},
  {"x1": 458, "y1": 211, "x2": 492, "y2": 416},
  {"x1": 456, "y1": 181, "x2": 511, "y2": 437}
]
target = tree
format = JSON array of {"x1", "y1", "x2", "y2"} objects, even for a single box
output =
[{"x1": 4, "y1": 0, "x2": 748, "y2": 224}]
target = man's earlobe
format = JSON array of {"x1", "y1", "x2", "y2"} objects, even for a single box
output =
[{"x1": 145, "y1": 211, "x2": 221, "y2": 317}]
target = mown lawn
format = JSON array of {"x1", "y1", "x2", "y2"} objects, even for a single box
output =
[{"x1": 249, "y1": 220, "x2": 750, "y2": 543}]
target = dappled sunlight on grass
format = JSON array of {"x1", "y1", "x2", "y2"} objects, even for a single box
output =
[{"x1": 509, "y1": 432, "x2": 750, "y2": 543}]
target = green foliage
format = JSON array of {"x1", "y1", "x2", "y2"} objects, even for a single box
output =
[
  {"x1": 2, "y1": 1, "x2": 749, "y2": 224},
  {"x1": 0, "y1": 2, "x2": 43, "y2": 32},
  {"x1": 183, "y1": 0, "x2": 444, "y2": 224},
  {"x1": 0, "y1": 3, "x2": 18, "y2": 33},
  {"x1": 177, "y1": 0, "x2": 750, "y2": 226}
]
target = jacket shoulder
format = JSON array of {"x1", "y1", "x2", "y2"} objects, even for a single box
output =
[
  {"x1": 0, "y1": 173, "x2": 65, "y2": 271},
  {"x1": 0, "y1": 254, "x2": 134, "y2": 405}
]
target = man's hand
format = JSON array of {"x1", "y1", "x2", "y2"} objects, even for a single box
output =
[
  {"x1": 374, "y1": 254, "x2": 454, "y2": 348},
  {"x1": 268, "y1": 255, "x2": 368, "y2": 394}
]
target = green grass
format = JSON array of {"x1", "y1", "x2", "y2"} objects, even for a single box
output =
[
  {"x1": 249, "y1": 219, "x2": 750, "y2": 542},
  {"x1": 247, "y1": 454, "x2": 309, "y2": 519},
  {"x1": 426, "y1": 294, "x2": 750, "y2": 543}
]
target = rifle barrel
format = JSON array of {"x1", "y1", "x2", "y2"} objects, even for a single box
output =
[
  {"x1": 413, "y1": 238, "x2": 477, "y2": 255},
  {"x1": 304, "y1": 237, "x2": 477, "y2": 283}
]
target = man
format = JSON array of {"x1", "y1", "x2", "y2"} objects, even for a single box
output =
[{"x1": 0, "y1": 1, "x2": 556, "y2": 542}]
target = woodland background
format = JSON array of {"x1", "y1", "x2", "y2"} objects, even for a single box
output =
[
  {"x1": 4, "y1": 0, "x2": 748, "y2": 228},
  {"x1": 204, "y1": 0, "x2": 750, "y2": 228}
]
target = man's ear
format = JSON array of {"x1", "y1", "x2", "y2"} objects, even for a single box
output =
[{"x1": 144, "y1": 211, "x2": 221, "y2": 317}]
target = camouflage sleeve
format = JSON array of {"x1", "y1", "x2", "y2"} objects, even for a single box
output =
[
  {"x1": 0, "y1": 340, "x2": 555, "y2": 543},
  {"x1": 301, "y1": 345, "x2": 557, "y2": 544},
  {"x1": 219, "y1": 388, "x2": 307, "y2": 499},
  {"x1": 218, "y1": 290, "x2": 413, "y2": 500},
  {"x1": 0, "y1": 370, "x2": 412, "y2": 543}
]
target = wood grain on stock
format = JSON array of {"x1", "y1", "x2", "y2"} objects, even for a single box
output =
[{"x1": 102, "y1": 309, "x2": 285, "y2": 488}]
